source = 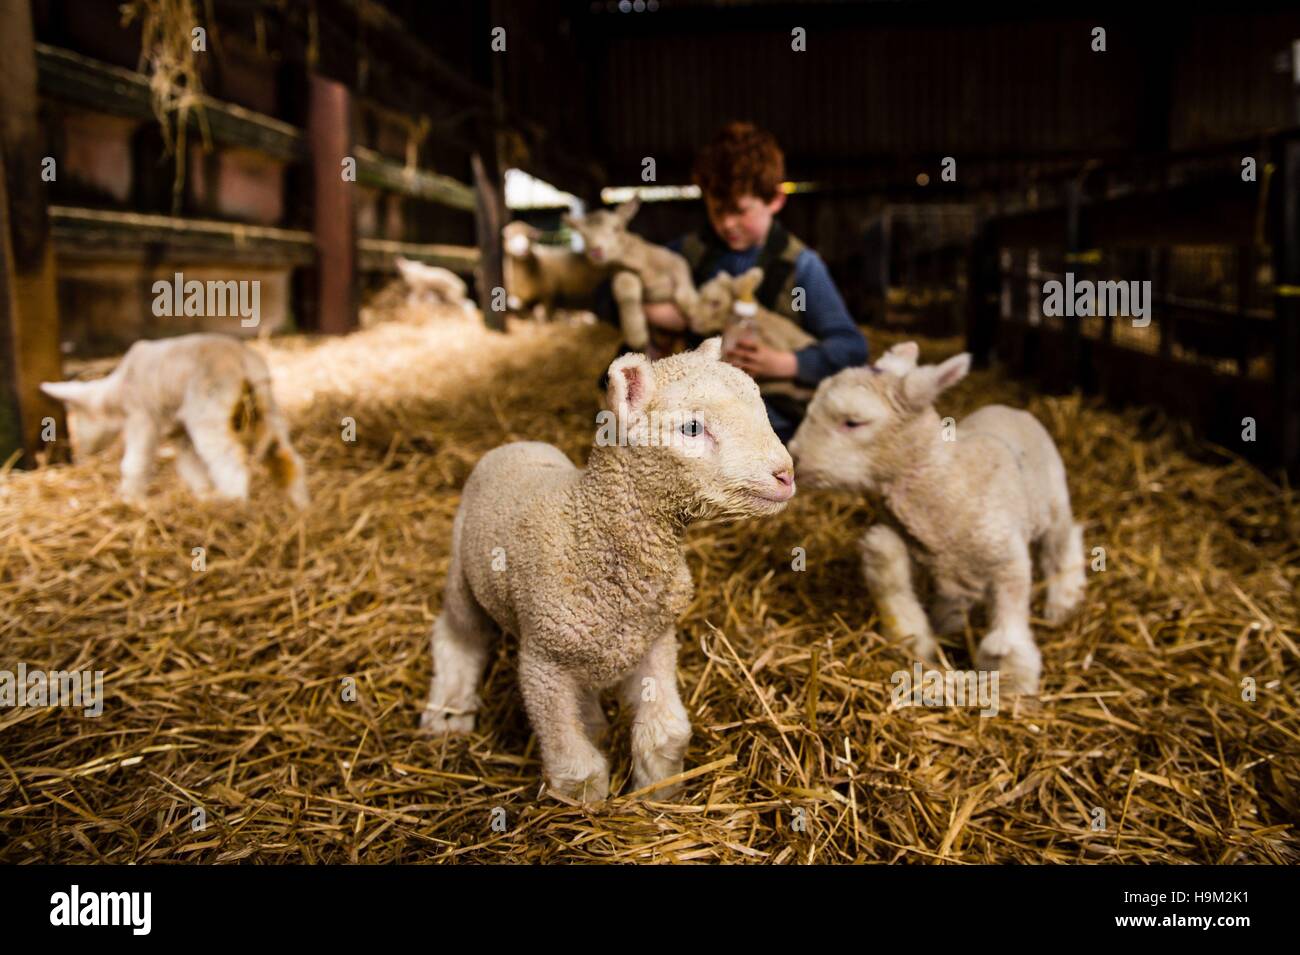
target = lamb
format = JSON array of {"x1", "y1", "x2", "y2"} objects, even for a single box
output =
[
  {"x1": 40, "y1": 333, "x2": 308, "y2": 509},
  {"x1": 395, "y1": 256, "x2": 472, "y2": 310},
  {"x1": 419, "y1": 337, "x2": 795, "y2": 801},
  {"x1": 502, "y1": 220, "x2": 611, "y2": 319},
  {"x1": 564, "y1": 198, "x2": 699, "y2": 350},
  {"x1": 787, "y1": 342, "x2": 1085, "y2": 694},
  {"x1": 687, "y1": 266, "x2": 816, "y2": 402}
]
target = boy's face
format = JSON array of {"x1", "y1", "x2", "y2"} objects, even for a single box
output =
[{"x1": 705, "y1": 192, "x2": 787, "y2": 251}]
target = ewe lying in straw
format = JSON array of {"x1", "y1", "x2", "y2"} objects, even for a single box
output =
[
  {"x1": 41, "y1": 333, "x2": 308, "y2": 508},
  {"x1": 789, "y1": 341, "x2": 1085, "y2": 694},
  {"x1": 420, "y1": 337, "x2": 796, "y2": 801}
]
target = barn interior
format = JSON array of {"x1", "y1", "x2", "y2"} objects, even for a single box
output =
[{"x1": 1, "y1": 0, "x2": 1297, "y2": 864}]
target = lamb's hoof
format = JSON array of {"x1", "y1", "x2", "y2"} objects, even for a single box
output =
[
  {"x1": 1043, "y1": 584, "x2": 1084, "y2": 626},
  {"x1": 419, "y1": 706, "x2": 475, "y2": 735},
  {"x1": 911, "y1": 633, "x2": 942, "y2": 666},
  {"x1": 546, "y1": 763, "x2": 610, "y2": 803},
  {"x1": 975, "y1": 630, "x2": 1042, "y2": 697},
  {"x1": 633, "y1": 769, "x2": 685, "y2": 802}
]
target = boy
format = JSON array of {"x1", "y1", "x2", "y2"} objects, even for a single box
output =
[{"x1": 641, "y1": 121, "x2": 868, "y2": 443}]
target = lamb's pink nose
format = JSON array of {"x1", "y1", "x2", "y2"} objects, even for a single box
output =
[{"x1": 773, "y1": 469, "x2": 793, "y2": 488}]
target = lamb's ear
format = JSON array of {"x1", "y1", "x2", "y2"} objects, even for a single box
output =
[
  {"x1": 606, "y1": 351, "x2": 655, "y2": 415},
  {"x1": 697, "y1": 336, "x2": 723, "y2": 362},
  {"x1": 734, "y1": 267, "x2": 764, "y2": 299},
  {"x1": 900, "y1": 352, "x2": 971, "y2": 410},
  {"x1": 874, "y1": 341, "x2": 920, "y2": 375},
  {"x1": 614, "y1": 197, "x2": 641, "y2": 225},
  {"x1": 560, "y1": 212, "x2": 577, "y2": 229},
  {"x1": 40, "y1": 380, "x2": 94, "y2": 406}
]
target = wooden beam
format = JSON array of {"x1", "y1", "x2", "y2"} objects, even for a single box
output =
[
  {"x1": 36, "y1": 43, "x2": 309, "y2": 164},
  {"x1": 0, "y1": 1, "x2": 65, "y2": 467},
  {"x1": 357, "y1": 239, "x2": 477, "y2": 275},
  {"x1": 49, "y1": 206, "x2": 315, "y2": 266},
  {"x1": 1272, "y1": 133, "x2": 1300, "y2": 475},
  {"x1": 352, "y1": 146, "x2": 476, "y2": 210},
  {"x1": 306, "y1": 74, "x2": 356, "y2": 334}
]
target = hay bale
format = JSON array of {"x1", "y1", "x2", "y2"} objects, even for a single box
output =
[{"x1": 0, "y1": 320, "x2": 1295, "y2": 863}]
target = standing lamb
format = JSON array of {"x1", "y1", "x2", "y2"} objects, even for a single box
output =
[
  {"x1": 787, "y1": 342, "x2": 1084, "y2": 694},
  {"x1": 40, "y1": 333, "x2": 308, "y2": 508},
  {"x1": 502, "y1": 220, "x2": 611, "y2": 320},
  {"x1": 564, "y1": 198, "x2": 698, "y2": 351},
  {"x1": 420, "y1": 337, "x2": 795, "y2": 801}
]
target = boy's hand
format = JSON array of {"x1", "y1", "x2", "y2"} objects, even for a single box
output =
[
  {"x1": 725, "y1": 339, "x2": 798, "y2": 380},
  {"x1": 644, "y1": 301, "x2": 688, "y2": 332}
]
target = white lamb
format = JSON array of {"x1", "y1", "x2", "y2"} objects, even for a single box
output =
[
  {"x1": 788, "y1": 342, "x2": 1085, "y2": 694},
  {"x1": 420, "y1": 337, "x2": 795, "y2": 801},
  {"x1": 502, "y1": 220, "x2": 610, "y2": 319},
  {"x1": 40, "y1": 333, "x2": 308, "y2": 508},
  {"x1": 395, "y1": 256, "x2": 472, "y2": 310},
  {"x1": 564, "y1": 198, "x2": 699, "y2": 351}
]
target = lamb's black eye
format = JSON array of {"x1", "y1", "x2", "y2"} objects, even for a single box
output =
[
  {"x1": 844, "y1": 419, "x2": 865, "y2": 429},
  {"x1": 680, "y1": 419, "x2": 703, "y2": 437}
]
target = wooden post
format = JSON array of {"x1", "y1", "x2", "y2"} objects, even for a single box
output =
[
  {"x1": 471, "y1": 0, "x2": 507, "y2": 332},
  {"x1": 1272, "y1": 133, "x2": 1300, "y2": 475},
  {"x1": 306, "y1": 74, "x2": 356, "y2": 335},
  {"x1": 964, "y1": 223, "x2": 998, "y2": 370},
  {"x1": 0, "y1": 0, "x2": 65, "y2": 467},
  {"x1": 472, "y1": 143, "x2": 507, "y2": 332}
]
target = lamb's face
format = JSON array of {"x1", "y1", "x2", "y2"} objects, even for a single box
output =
[
  {"x1": 39, "y1": 379, "x2": 122, "y2": 458},
  {"x1": 604, "y1": 338, "x2": 795, "y2": 519},
  {"x1": 503, "y1": 221, "x2": 535, "y2": 258},
  {"x1": 789, "y1": 343, "x2": 972, "y2": 492},
  {"x1": 788, "y1": 368, "x2": 900, "y2": 491},
  {"x1": 689, "y1": 274, "x2": 734, "y2": 334},
  {"x1": 566, "y1": 199, "x2": 640, "y2": 266}
]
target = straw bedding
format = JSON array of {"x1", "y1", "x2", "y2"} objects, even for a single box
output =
[{"x1": 1, "y1": 308, "x2": 1296, "y2": 863}]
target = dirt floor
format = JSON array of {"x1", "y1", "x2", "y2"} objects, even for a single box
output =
[{"x1": 1, "y1": 310, "x2": 1297, "y2": 863}]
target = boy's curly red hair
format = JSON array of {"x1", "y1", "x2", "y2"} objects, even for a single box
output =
[{"x1": 692, "y1": 121, "x2": 785, "y2": 205}]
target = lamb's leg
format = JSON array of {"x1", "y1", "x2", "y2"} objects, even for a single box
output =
[
  {"x1": 621, "y1": 630, "x2": 692, "y2": 800},
  {"x1": 174, "y1": 435, "x2": 214, "y2": 498},
  {"x1": 263, "y1": 412, "x2": 309, "y2": 509},
  {"x1": 187, "y1": 418, "x2": 250, "y2": 502},
  {"x1": 930, "y1": 581, "x2": 974, "y2": 637},
  {"x1": 611, "y1": 271, "x2": 649, "y2": 350},
  {"x1": 860, "y1": 524, "x2": 939, "y2": 663},
  {"x1": 518, "y1": 648, "x2": 609, "y2": 802},
  {"x1": 579, "y1": 687, "x2": 609, "y2": 744},
  {"x1": 118, "y1": 412, "x2": 160, "y2": 504},
  {"x1": 1040, "y1": 518, "x2": 1085, "y2": 625},
  {"x1": 420, "y1": 562, "x2": 495, "y2": 735},
  {"x1": 975, "y1": 541, "x2": 1041, "y2": 695}
]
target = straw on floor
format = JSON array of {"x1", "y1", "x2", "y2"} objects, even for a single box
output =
[{"x1": 1, "y1": 309, "x2": 1296, "y2": 863}]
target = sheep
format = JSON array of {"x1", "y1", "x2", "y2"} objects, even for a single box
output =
[
  {"x1": 419, "y1": 337, "x2": 795, "y2": 801},
  {"x1": 394, "y1": 256, "x2": 472, "y2": 310},
  {"x1": 40, "y1": 333, "x2": 308, "y2": 509},
  {"x1": 787, "y1": 342, "x2": 1085, "y2": 695},
  {"x1": 502, "y1": 220, "x2": 610, "y2": 320},
  {"x1": 563, "y1": 198, "x2": 699, "y2": 351},
  {"x1": 687, "y1": 266, "x2": 816, "y2": 403}
]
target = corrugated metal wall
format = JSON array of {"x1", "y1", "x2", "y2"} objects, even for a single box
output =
[{"x1": 584, "y1": 10, "x2": 1300, "y2": 184}]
